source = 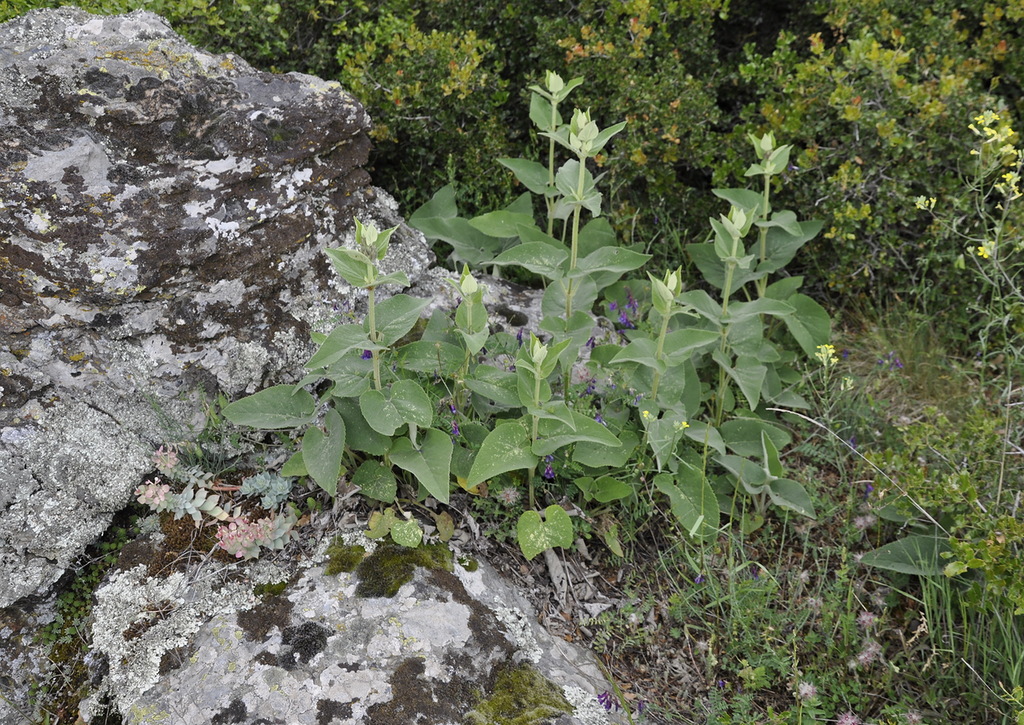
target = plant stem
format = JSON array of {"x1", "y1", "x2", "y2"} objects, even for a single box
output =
[
  {"x1": 564, "y1": 155, "x2": 587, "y2": 320},
  {"x1": 368, "y1": 286, "x2": 382, "y2": 391},
  {"x1": 755, "y1": 173, "x2": 772, "y2": 297},
  {"x1": 650, "y1": 310, "x2": 671, "y2": 402},
  {"x1": 546, "y1": 100, "x2": 558, "y2": 236}
]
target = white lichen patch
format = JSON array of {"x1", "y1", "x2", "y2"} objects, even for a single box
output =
[
  {"x1": 494, "y1": 606, "x2": 542, "y2": 663},
  {"x1": 562, "y1": 686, "x2": 611, "y2": 725},
  {"x1": 88, "y1": 564, "x2": 256, "y2": 718}
]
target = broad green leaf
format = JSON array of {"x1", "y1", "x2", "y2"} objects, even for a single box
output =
[
  {"x1": 391, "y1": 379, "x2": 434, "y2": 428},
  {"x1": 222, "y1": 386, "x2": 316, "y2": 429},
  {"x1": 573, "y1": 430, "x2": 639, "y2": 468},
  {"x1": 761, "y1": 430, "x2": 784, "y2": 478},
  {"x1": 371, "y1": 295, "x2": 430, "y2": 347},
  {"x1": 677, "y1": 289, "x2": 724, "y2": 326},
  {"x1": 589, "y1": 121, "x2": 627, "y2": 155},
  {"x1": 782, "y1": 293, "x2": 832, "y2": 357},
  {"x1": 529, "y1": 93, "x2": 559, "y2": 132},
  {"x1": 373, "y1": 270, "x2": 410, "y2": 289},
  {"x1": 517, "y1": 505, "x2": 574, "y2": 560},
  {"x1": 860, "y1": 534, "x2": 950, "y2": 576},
  {"x1": 306, "y1": 324, "x2": 373, "y2": 370},
  {"x1": 764, "y1": 276, "x2": 805, "y2": 299},
  {"x1": 352, "y1": 460, "x2": 397, "y2": 503},
  {"x1": 541, "y1": 276, "x2": 598, "y2": 320},
  {"x1": 492, "y1": 242, "x2": 568, "y2": 278},
  {"x1": 574, "y1": 475, "x2": 634, "y2": 503},
  {"x1": 281, "y1": 450, "x2": 307, "y2": 477},
  {"x1": 301, "y1": 409, "x2": 346, "y2": 496},
  {"x1": 324, "y1": 247, "x2": 375, "y2": 288},
  {"x1": 497, "y1": 158, "x2": 550, "y2": 195},
  {"x1": 766, "y1": 478, "x2": 816, "y2": 518},
  {"x1": 335, "y1": 398, "x2": 390, "y2": 455},
  {"x1": 569, "y1": 246, "x2": 651, "y2": 279},
  {"x1": 469, "y1": 207, "x2": 536, "y2": 238},
  {"x1": 359, "y1": 389, "x2": 404, "y2": 436},
  {"x1": 577, "y1": 217, "x2": 617, "y2": 257},
  {"x1": 464, "y1": 365, "x2": 520, "y2": 407},
  {"x1": 466, "y1": 420, "x2": 537, "y2": 487},
  {"x1": 687, "y1": 243, "x2": 761, "y2": 294},
  {"x1": 724, "y1": 298, "x2": 795, "y2": 324},
  {"x1": 610, "y1": 337, "x2": 664, "y2": 373},
  {"x1": 390, "y1": 518, "x2": 423, "y2": 548},
  {"x1": 533, "y1": 411, "x2": 622, "y2": 456},
  {"x1": 662, "y1": 329, "x2": 721, "y2": 365},
  {"x1": 682, "y1": 421, "x2": 726, "y2": 455},
  {"x1": 390, "y1": 428, "x2": 453, "y2": 503},
  {"x1": 719, "y1": 417, "x2": 791, "y2": 457},
  {"x1": 713, "y1": 349, "x2": 766, "y2": 410},
  {"x1": 712, "y1": 188, "x2": 764, "y2": 215},
  {"x1": 714, "y1": 453, "x2": 769, "y2": 495},
  {"x1": 654, "y1": 469, "x2": 719, "y2": 541},
  {"x1": 757, "y1": 221, "x2": 823, "y2": 274},
  {"x1": 395, "y1": 340, "x2": 465, "y2": 376},
  {"x1": 754, "y1": 209, "x2": 801, "y2": 236},
  {"x1": 407, "y1": 185, "x2": 503, "y2": 265}
]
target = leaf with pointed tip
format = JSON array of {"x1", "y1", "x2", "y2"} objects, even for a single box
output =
[
  {"x1": 466, "y1": 420, "x2": 537, "y2": 487},
  {"x1": 766, "y1": 478, "x2": 816, "y2": 518},
  {"x1": 301, "y1": 409, "x2": 346, "y2": 496},
  {"x1": 372, "y1": 295, "x2": 430, "y2": 347},
  {"x1": 222, "y1": 386, "x2": 316, "y2": 429},
  {"x1": 517, "y1": 505, "x2": 573, "y2": 560},
  {"x1": 492, "y1": 242, "x2": 568, "y2": 278},
  {"x1": 498, "y1": 158, "x2": 550, "y2": 195},
  {"x1": 352, "y1": 460, "x2": 397, "y2": 503},
  {"x1": 390, "y1": 428, "x2": 452, "y2": 503},
  {"x1": 306, "y1": 324, "x2": 373, "y2": 370},
  {"x1": 359, "y1": 389, "x2": 404, "y2": 436}
]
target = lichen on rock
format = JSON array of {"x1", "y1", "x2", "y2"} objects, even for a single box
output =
[{"x1": 0, "y1": 6, "x2": 432, "y2": 608}]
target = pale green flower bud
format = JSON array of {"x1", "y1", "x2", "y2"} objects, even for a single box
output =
[
  {"x1": 457, "y1": 265, "x2": 479, "y2": 296},
  {"x1": 545, "y1": 70, "x2": 565, "y2": 94},
  {"x1": 530, "y1": 334, "x2": 548, "y2": 367}
]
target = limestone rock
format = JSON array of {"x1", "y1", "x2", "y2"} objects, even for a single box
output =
[
  {"x1": 0, "y1": 8, "x2": 432, "y2": 607},
  {"x1": 80, "y1": 533, "x2": 623, "y2": 725}
]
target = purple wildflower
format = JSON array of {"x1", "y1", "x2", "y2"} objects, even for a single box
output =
[
  {"x1": 596, "y1": 692, "x2": 619, "y2": 712},
  {"x1": 586, "y1": 335, "x2": 596, "y2": 349},
  {"x1": 618, "y1": 310, "x2": 635, "y2": 329},
  {"x1": 694, "y1": 574, "x2": 706, "y2": 584},
  {"x1": 595, "y1": 413, "x2": 606, "y2": 426},
  {"x1": 516, "y1": 328, "x2": 524, "y2": 347},
  {"x1": 450, "y1": 420, "x2": 460, "y2": 437},
  {"x1": 608, "y1": 301, "x2": 618, "y2": 312},
  {"x1": 864, "y1": 482, "x2": 874, "y2": 499},
  {"x1": 543, "y1": 455, "x2": 555, "y2": 480},
  {"x1": 626, "y1": 289, "x2": 639, "y2": 313},
  {"x1": 361, "y1": 349, "x2": 373, "y2": 360}
]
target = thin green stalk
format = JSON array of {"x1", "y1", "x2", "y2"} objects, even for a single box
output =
[
  {"x1": 367, "y1": 286, "x2": 382, "y2": 391},
  {"x1": 564, "y1": 155, "x2": 587, "y2": 320},
  {"x1": 755, "y1": 174, "x2": 772, "y2": 298},
  {"x1": 546, "y1": 100, "x2": 559, "y2": 236},
  {"x1": 650, "y1": 311, "x2": 671, "y2": 402}
]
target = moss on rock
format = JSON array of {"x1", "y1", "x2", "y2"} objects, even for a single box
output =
[
  {"x1": 354, "y1": 544, "x2": 452, "y2": 598},
  {"x1": 323, "y1": 539, "x2": 365, "y2": 576},
  {"x1": 464, "y1": 665, "x2": 573, "y2": 725}
]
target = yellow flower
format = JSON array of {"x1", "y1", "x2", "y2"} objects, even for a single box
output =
[
  {"x1": 913, "y1": 196, "x2": 936, "y2": 211},
  {"x1": 674, "y1": 420, "x2": 690, "y2": 431},
  {"x1": 815, "y1": 343, "x2": 839, "y2": 367},
  {"x1": 974, "y1": 241, "x2": 995, "y2": 259},
  {"x1": 974, "y1": 110, "x2": 1001, "y2": 126},
  {"x1": 641, "y1": 409, "x2": 652, "y2": 420}
]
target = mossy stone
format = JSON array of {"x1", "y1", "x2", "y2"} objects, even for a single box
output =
[
  {"x1": 354, "y1": 544, "x2": 452, "y2": 598},
  {"x1": 464, "y1": 665, "x2": 573, "y2": 725},
  {"x1": 253, "y1": 580, "x2": 289, "y2": 597},
  {"x1": 324, "y1": 540, "x2": 366, "y2": 576}
]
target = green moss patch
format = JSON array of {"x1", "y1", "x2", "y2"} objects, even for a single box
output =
[
  {"x1": 354, "y1": 544, "x2": 452, "y2": 598},
  {"x1": 464, "y1": 665, "x2": 573, "y2": 725},
  {"x1": 323, "y1": 539, "x2": 366, "y2": 576}
]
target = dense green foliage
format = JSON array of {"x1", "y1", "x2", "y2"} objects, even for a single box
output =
[{"x1": 5, "y1": 0, "x2": 1024, "y2": 334}]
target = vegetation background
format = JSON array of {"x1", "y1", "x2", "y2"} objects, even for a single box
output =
[{"x1": 5, "y1": 1, "x2": 1024, "y2": 724}]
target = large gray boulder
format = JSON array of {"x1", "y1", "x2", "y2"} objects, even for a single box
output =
[
  {"x1": 76, "y1": 531, "x2": 623, "y2": 725},
  {"x1": 0, "y1": 7, "x2": 432, "y2": 607}
]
